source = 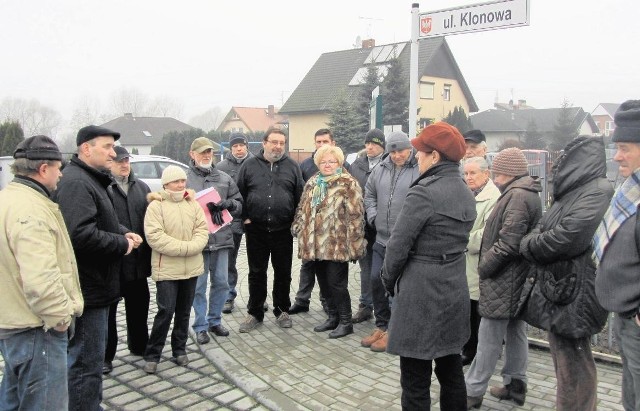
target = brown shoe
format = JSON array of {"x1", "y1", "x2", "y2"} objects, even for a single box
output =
[
  {"x1": 370, "y1": 331, "x2": 388, "y2": 352},
  {"x1": 489, "y1": 379, "x2": 527, "y2": 406},
  {"x1": 361, "y1": 328, "x2": 385, "y2": 348}
]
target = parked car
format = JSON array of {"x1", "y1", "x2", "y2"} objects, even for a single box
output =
[
  {"x1": 345, "y1": 152, "x2": 358, "y2": 165},
  {"x1": 0, "y1": 156, "x2": 14, "y2": 190},
  {"x1": 129, "y1": 154, "x2": 189, "y2": 192}
]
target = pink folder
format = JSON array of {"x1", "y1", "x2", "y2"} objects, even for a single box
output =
[{"x1": 195, "y1": 187, "x2": 233, "y2": 234}]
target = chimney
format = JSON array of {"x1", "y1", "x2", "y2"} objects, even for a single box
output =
[
  {"x1": 267, "y1": 105, "x2": 275, "y2": 118},
  {"x1": 362, "y1": 39, "x2": 375, "y2": 49},
  {"x1": 518, "y1": 99, "x2": 527, "y2": 107}
]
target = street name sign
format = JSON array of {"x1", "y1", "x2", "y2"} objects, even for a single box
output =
[{"x1": 419, "y1": 0, "x2": 530, "y2": 38}]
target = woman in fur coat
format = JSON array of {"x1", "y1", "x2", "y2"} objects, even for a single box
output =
[{"x1": 291, "y1": 145, "x2": 366, "y2": 339}]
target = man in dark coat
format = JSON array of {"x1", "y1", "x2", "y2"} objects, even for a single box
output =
[
  {"x1": 236, "y1": 127, "x2": 304, "y2": 332},
  {"x1": 465, "y1": 147, "x2": 542, "y2": 409},
  {"x1": 217, "y1": 132, "x2": 253, "y2": 315},
  {"x1": 594, "y1": 100, "x2": 640, "y2": 410},
  {"x1": 53, "y1": 125, "x2": 143, "y2": 411},
  {"x1": 103, "y1": 146, "x2": 152, "y2": 374},
  {"x1": 520, "y1": 136, "x2": 613, "y2": 410},
  {"x1": 347, "y1": 128, "x2": 385, "y2": 324}
]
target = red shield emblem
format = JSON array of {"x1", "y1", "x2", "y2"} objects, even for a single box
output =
[{"x1": 420, "y1": 17, "x2": 432, "y2": 34}]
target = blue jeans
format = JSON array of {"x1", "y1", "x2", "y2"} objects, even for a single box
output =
[
  {"x1": 146, "y1": 278, "x2": 198, "y2": 362},
  {"x1": 0, "y1": 327, "x2": 69, "y2": 410},
  {"x1": 357, "y1": 239, "x2": 374, "y2": 309},
  {"x1": 68, "y1": 306, "x2": 109, "y2": 411},
  {"x1": 193, "y1": 249, "x2": 229, "y2": 332},
  {"x1": 615, "y1": 315, "x2": 640, "y2": 411},
  {"x1": 370, "y1": 242, "x2": 391, "y2": 329},
  {"x1": 227, "y1": 233, "x2": 243, "y2": 302}
]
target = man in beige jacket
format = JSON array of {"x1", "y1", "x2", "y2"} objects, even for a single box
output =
[{"x1": 0, "y1": 135, "x2": 84, "y2": 410}]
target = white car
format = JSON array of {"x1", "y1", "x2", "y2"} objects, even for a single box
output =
[{"x1": 129, "y1": 154, "x2": 189, "y2": 192}]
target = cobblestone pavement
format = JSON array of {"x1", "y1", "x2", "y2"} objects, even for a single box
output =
[{"x1": 0, "y1": 239, "x2": 625, "y2": 410}]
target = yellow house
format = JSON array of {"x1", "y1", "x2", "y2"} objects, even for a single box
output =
[{"x1": 280, "y1": 37, "x2": 478, "y2": 155}]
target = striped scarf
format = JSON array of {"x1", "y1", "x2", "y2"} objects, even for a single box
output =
[
  {"x1": 311, "y1": 169, "x2": 342, "y2": 208},
  {"x1": 593, "y1": 170, "x2": 640, "y2": 263}
]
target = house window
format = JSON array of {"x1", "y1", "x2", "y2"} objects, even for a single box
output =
[
  {"x1": 420, "y1": 82, "x2": 435, "y2": 99},
  {"x1": 443, "y1": 84, "x2": 451, "y2": 101},
  {"x1": 419, "y1": 118, "x2": 434, "y2": 129},
  {"x1": 604, "y1": 121, "x2": 615, "y2": 136},
  {"x1": 231, "y1": 127, "x2": 243, "y2": 133},
  {"x1": 232, "y1": 113, "x2": 239, "y2": 120}
]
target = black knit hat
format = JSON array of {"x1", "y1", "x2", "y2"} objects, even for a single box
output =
[
  {"x1": 365, "y1": 128, "x2": 385, "y2": 148},
  {"x1": 13, "y1": 135, "x2": 62, "y2": 161},
  {"x1": 612, "y1": 100, "x2": 640, "y2": 142},
  {"x1": 229, "y1": 132, "x2": 248, "y2": 147},
  {"x1": 77, "y1": 125, "x2": 120, "y2": 146}
]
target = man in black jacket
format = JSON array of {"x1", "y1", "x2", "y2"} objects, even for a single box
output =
[
  {"x1": 236, "y1": 127, "x2": 304, "y2": 332},
  {"x1": 53, "y1": 125, "x2": 142, "y2": 411},
  {"x1": 103, "y1": 146, "x2": 152, "y2": 374}
]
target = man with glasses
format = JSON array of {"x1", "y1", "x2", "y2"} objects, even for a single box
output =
[{"x1": 236, "y1": 127, "x2": 304, "y2": 332}]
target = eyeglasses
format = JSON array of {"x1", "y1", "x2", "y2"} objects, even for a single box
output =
[
  {"x1": 319, "y1": 160, "x2": 339, "y2": 166},
  {"x1": 266, "y1": 140, "x2": 286, "y2": 147}
]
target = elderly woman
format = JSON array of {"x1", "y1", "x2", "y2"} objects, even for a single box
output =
[
  {"x1": 291, "y1": 145, "x2": 366, "y2": 339},
  {"x1": 142, "y1": 166, "x2": 209, "y2": 374},
  {"x1": 461, "y1": 157, "x2": 501, "y2": 366},
  {"x1": 381, "y1": 122, "x2": 476, "y2": 410}
]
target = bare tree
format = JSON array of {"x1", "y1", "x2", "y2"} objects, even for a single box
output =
[
  {"x1": 68, "y1": 95, "x2": 105, "y2": 131},
  {"x1": 149, "y1": 94, "x2": 184, "y2": 118},
  {"x1": 110, "y1": 87, "x2": 149, "y2": 116},
  {"x1": 0, "y1": 97, "x2": 61, "y2": 137},
  {"x1": 188, "y1": 107, "x2": 224, "y2": 133}
]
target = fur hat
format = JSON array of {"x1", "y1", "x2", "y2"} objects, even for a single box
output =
[
  {"x1": 411, "y1": 122, "x2": 466, "y2": 162},
  {"x1": 612, "y1": 100, "x2": 640, "y2": 142},
  {"x1": 365, "y1": 128, "x2": 385, "y2": 148},
  {"x1": 13, "y1": 135, "x2": 62, "y2": 161},
  {"x1": 463, "y1": 129, "x2": 486, "y2": 144},
  {"x1": 385, "y1": 131, "x2": 411, "y2": 153},
  {"x1": 77, "y1": 125, "x2": 120, "y2": 146},
  {"x1": 491, "y1": 147, "x2": 529, "y2": 177},
  {"x1": 190, "y1": 137, "x2": 214, "y2": 153},
  {"x1": 229, "y1": 132, "x2": 248, "y2": 147},
  {"x1": 161, "y1": 165, "x2": 187, "y2": 185}
]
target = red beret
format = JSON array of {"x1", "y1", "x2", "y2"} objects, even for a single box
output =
[{"x1": 411, "y1": 122, "x2": 466, "y2": 162}]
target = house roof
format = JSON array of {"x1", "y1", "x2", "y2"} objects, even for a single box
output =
[
  {"x1": 101, "y1": 114, "x2": 195, "y2": 146},
  {"x1": 217, "y1": 107, "x2": 287, "y2": 133},
  {"x1": 591, "y1": 103, "x2": 620, "y2": 118},
  {"x1": 279, "y1": 37, "x2": 478, "y2": 115},
  {"x1": 470, "y1": 107, "x2": 598, "y2": 134}
]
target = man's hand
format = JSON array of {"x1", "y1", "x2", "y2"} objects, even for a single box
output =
[
  {"x1": 125, "y1": 232, "x2": 143, "y2": 249},
  {"x1": 53, "y1": 324, "x2": 69, "y2": 332},
  {"x1": 125, "y1": 237, "x2": 135, "y2": 255},
  {"x1": 206, "y1": 202, "x2": 224, "y2": 226}
]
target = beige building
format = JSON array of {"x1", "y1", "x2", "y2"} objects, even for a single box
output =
[{"x1": 279, "y1": 37, "x2": 478, "y2": 155}]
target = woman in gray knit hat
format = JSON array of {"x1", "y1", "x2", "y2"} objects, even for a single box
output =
[{"x1": 466, "y1": 147, "x2": 543, "y2": 409}]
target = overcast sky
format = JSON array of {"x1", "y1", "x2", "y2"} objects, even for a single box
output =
[{"x1": 1, "y1": 0, "x2": 638, "y2": 130}]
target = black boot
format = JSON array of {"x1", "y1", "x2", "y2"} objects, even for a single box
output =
[
  {"x1": 329, "y1": 313, "x2": 353, "y2": 339},
  {"x1": 314, "y1": 316, "x2": 339, "y2": 332},
  {"x1": 489, "y1": 378, "x2": 527, "y2": 406}
]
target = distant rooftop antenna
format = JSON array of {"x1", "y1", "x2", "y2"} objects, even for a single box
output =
[{"x1": 359, "y1": 16, "x2": 383, "y2": 39}]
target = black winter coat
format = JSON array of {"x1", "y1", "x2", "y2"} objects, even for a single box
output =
[
  {"x1": 237, "y1": 151, "x2": 304, "y2": 232},
  {"x1": 217, "y1": 151, "x2": 252, "y2": 235},
  {"x1": 111, "y1": 172, "x2": 152, "y2": 282},
  {"x1": 478, "y1": 175, "x2": 542, "y2": 319},
  {"x1": 520, "y1": 137, "x2": 613, "y2": 338},
  {"x1": 53, "y1": 155, "x2": 129, "y2": 307},
  {"x1": 347, "y1": 152, "x2": 378, "y2": 242}
]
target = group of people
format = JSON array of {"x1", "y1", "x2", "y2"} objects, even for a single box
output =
[{"x1": 2, "y1": 99, "x2": 640, "y2": 411}]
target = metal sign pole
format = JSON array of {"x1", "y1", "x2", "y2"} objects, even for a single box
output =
[{"x1": 409, "y1": 3, "x2": 420, "y2": 138}]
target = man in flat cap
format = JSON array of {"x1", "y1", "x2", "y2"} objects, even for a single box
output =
[
  {"x1": 463, "y1": 129, "x2": 488, "y2": 159},
  {"x1": 0, "y1": 136, "x2": 84, "y2": 410},
  {"x1": 103, "y1": 146, "x2": 152, "y2": 374},
  {"x1": 594, "y1": 100, "x2": 640, "y2": 410},
  {"x1": 53, "y1": 125, "x2": 143, "y2": 411}
]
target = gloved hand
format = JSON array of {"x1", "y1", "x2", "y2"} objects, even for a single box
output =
[
  {"x1": 380, "y1": 267, "x2": 395, "y2": 297},
  {"x1": 206, "y1": 202, "x2": 224, "y2": 226},
  {"x1": 218, "y1": 199, "x2": 235, "y2": 211}
]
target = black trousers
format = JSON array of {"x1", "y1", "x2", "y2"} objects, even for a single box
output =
[
  {"x1": 245, "y1": 226, "x2": 293, "y2": 321},
  {"x1": 462, "y1": 299, "x2": 481, "y2": 357},
  {"x1": 314, "y1": 260, "x2": 350, "y2": 318},
  {"x1": 144, "y1": 277, "x2": 197, "y2": 362},
  {"x1": 400, "y1": 354, "x2": 466, "y2": 411},
  {"x1": 294, "y1": 260, "x2": 325, "y2": 307},
  {"x1": 105, "y1": 278, "x2": 150, "y2": 361}
]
